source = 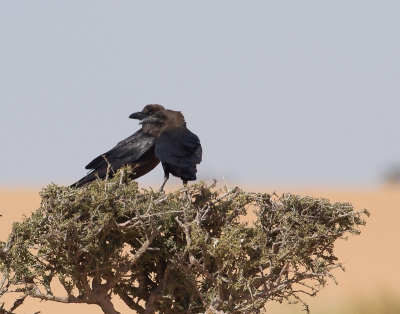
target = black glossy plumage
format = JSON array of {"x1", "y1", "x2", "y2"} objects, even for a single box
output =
[
  {"x1": 155, "y1": 126, "x2": 202, "y2": 182},
  {"x1": 71, "y1": 104, "x2": 165, "y2": 187},
  {"x1": 139, "y1": 109, "x2": 202, "y2": 192}
]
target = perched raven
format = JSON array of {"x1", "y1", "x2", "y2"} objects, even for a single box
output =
[
  {"x1": 71, "y1": 104, "x2": 165, "y2": 187},
  {"x1": 140, "y1": 109, "x2": 202, "y2": 192}
]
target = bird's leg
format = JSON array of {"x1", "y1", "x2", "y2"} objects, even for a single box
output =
[
  {"x1": 182, "y1": 180, "x2": 191, "y2": 202},
  {"x1": 158, "y1": 173, "x2": 169, "y2": 193}
]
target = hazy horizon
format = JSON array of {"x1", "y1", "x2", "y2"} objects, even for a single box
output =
[{"x1": 1, "y1": 1, "x2": 399, "y2": 187}]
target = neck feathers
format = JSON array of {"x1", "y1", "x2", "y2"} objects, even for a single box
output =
[{"x1": 142, "y1": 123, "x2": 165, "y2": 137}]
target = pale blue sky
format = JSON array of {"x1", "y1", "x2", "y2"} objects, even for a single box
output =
[{"x1": 1, "y1": 1, "x2": 399, "y2": 187}]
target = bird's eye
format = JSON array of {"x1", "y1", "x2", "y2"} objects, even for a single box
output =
[{"x1": 148, "y1": 111, "x2": 153, "y2": 115}]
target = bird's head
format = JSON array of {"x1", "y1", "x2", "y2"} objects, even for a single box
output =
[
  {"x1": 129, "y1": 104, "x2": 165, "y2": 120},
  {"x1": 140, "y1": 109, "x2": 186, "y2": 128}
]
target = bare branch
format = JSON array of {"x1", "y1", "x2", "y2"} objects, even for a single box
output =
[{"x1": 106, "y1": 225, "x2": 161, "y2": 290}]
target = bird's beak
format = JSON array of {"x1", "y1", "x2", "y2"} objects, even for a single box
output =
[
  {"x1": 129, "y1": 112, "x2": 145, "y2": 120},
  {"x1": 139, "y1": 116, "x2": 160, "y2": 125}
]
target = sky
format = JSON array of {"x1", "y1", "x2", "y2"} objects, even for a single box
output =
[{"x1": 0, "y1": 1, "x2": 399, "y2": 187}]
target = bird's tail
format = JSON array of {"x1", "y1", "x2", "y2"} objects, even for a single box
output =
[{"x1": 70, "y1": 171, "x2": 103, "y2": 188}]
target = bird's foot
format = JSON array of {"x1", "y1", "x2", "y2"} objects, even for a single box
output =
[{"x1": 158, "y1": 189, "x2": 165, "y2": 195}]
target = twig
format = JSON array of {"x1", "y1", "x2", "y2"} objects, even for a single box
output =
[
  {"x1": 8, "y1": 294, "x2": 27, "y2": 313},
  {"x1": 118, "y1": 210, "x2": 184, "y2": 227},
  {"x1": 175, "y1": 217, "x2": 191, "y2": 247},
  {"x1": 106, "y1": 225, "x2": 161, "y2": 290}
]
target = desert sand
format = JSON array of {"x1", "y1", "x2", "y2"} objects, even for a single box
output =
[{"x1": 0, "y1": 183, "x2": 399, "y2": 313}]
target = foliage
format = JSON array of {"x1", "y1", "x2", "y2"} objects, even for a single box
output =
[{"x1": 0, "y1": 168, "x2": 369, "y2": 314}]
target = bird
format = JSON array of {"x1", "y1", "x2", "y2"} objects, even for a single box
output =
[
  {"x1": 139, "y1": 109, "x2": 202, "y2": 192},
  {"x1": 71, "y1": 104, "x2": 166, "y2": 187}
]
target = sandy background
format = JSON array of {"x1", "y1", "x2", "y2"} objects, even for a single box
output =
[{"x1": 1, "y1": 184, "x2": 399, "y2": 313}]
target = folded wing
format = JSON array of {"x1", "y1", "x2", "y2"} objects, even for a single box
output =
[{"x1": 72, "y1": 130, "x2": 158, "y2": 187}]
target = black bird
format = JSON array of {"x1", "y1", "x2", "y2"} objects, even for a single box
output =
[
  {"x1": 140, "y1": 109, "x2": 202, "y2": 192},
  {"x1": 71, "y1": 104, "x2": 165, "y2": 187}
]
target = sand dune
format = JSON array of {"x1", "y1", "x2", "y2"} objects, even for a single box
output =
[{"x1": 0, "y1": 184, "x2": 398, "y2": 313}]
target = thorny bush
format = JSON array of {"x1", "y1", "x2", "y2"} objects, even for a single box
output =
[{"x1": 0, "y1": 167, "x2": 369, "y2": 314}]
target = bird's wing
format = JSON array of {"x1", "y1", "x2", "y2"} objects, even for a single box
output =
[
  {"x1": 155, "y1": 128, "x2": 202, "y2": 167},
  {"x1": 181, "y1": 131, "x2": 202, "y2": 164},
  {"x1": 85, "y1": 129, "x2": 156, "y2": 170}
]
